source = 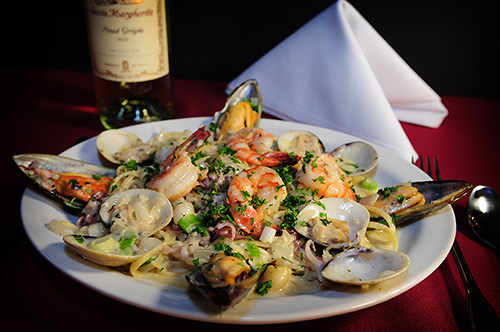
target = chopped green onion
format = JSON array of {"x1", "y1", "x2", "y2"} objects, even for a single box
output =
[
  {"x1": 119, "y1": 235, "x2": 137, "y2": 249},
  {"x1": 246, "y1": 243, "x2": 261, "y2": 257},
  {"x1": 360, "y1": 178, "x2": 378, "y2": 191},
  {"x1": 140, "y1": 256, "x2": 158, "y2": 267},
  {"x1": 178, "y1": 214, "x2": 208, "y2": 236},
  {"x1": 89, "y1": 236, "x2": 119, "y2": 253}
]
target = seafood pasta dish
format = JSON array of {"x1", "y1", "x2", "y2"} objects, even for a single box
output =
[{"x1": 14, "y1": 81, "x2": 471, "y2": 309}]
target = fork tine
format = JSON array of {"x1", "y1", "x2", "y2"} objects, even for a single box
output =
[
  {"x1": 426, "y1": 155, "x2": 434, "y2": 180},
  {"x1": 417, "y1": 155, "x2": 439, "y2": 181},
  {"x1": 433, "y1": 157, "x2": 442, "y2": 181}
]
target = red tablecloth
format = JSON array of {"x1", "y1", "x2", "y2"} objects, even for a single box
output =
[{"x1": 2, "y1": 68, "x2": 499, "y2": 331}]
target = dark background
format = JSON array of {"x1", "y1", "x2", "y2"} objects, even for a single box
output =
[{"x1": 3, "y1": 0, "x2": 499, "y2": 98}]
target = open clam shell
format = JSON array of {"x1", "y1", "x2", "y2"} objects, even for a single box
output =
[
  {"x1": 99, "y1": 189, "x2": 173, "y2": 237},
  {"x1": 63, "y1": 189, "x2": 173, "y2": 267},
  {"x1": 12, "y1": 153, "x2": 116, "y2": 209},
  {"x1": 322, "y1": 246, "x2": 410, "y2": 286},
  {"x1": 96, "y1": 129, "x2": 152, "y2": 164},
  {"x1": 331, "y1": 141, "x2": 379, "y2": 177},
  {"x1": 63, "y1": 234, "x2": 145, "y2": 267},
  {"x1": 212, "y1": 79, "x2": 262, "y2": 141},
  {"x1": 277, "y1": 130, "x2": 325, "y2": 156},
  {"x1": 394, "y1": 180, "x2": 472, "y2": 226},
  {"x1": 295, "y1": 197, "x2": 370, "y2": 249}
]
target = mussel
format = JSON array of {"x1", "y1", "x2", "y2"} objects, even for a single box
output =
[
  {"x1": 185, "y1": 252, "x2": 264, "y2": 308},
  {"x1": 12, "y1": 153, "x2": 116, "y2": 209},
  {"x1": 211, "y1": 79, "x2": 262, "y2": 141},
  {"x1": 369, "y1": 180, "x2": 473, "y2": 226},
  {"x1": 294, "y1": 179, "x2": 471, "y2": 288}
]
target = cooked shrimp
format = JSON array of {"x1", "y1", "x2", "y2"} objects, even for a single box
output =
[
  {"x1": 226, "y1": 127, "x2": 298, "y2": 166},
  {"x1": 295, "y1": 153, "x2": 356, "y2": 200},
  {"x1": 227, "y1": 166, "x2": 287, "y2": 236},
  {"x1": 147, "y1": 126, "x2": 210, "y2": 201},
  {"x1": 147, "y1": 151, "x2": 205, "y2": 201}
]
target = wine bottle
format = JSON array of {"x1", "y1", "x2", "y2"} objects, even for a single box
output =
[{"x1": 84, "y1": 0, "x2": 174, "y2": 129}]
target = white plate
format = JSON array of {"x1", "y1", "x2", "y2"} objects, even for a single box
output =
[{"x1": 20, "y1": 117, "x2": 455, "y2": 324}]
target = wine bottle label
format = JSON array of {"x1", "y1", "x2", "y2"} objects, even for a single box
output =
[{"x1": 85, "y1": 0, "x2": 169, "y2": 83}]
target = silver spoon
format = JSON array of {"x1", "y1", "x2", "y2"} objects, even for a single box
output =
[
  {"x1": 331, "y1": 141, "x2": 379, "y2": 177},
  {"x1": 461, "y1": 185, "x2": 500, "y2": 331},
  {"x1": 467, "y1": 185, "x2": 500, "y2": 251}
]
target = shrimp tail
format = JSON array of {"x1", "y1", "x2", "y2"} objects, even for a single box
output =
[
  {"x1": 237, "y1": 150, "x2": 300, "y2": 167},
  {"x1": 160, "y1": 126, "x2": 210, "y2": 169},
  {"x1": 264, "y1": 151, "x2": 301, "y2": 166}
]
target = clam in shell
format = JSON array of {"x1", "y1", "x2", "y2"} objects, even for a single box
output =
[
  {"x1": 295, "y1": 197, "x2": 370, "y2": 249},
  {"x1": 63, "y1": 234, "x2": 145, "y2": 267},
  {"x1": 322, "y1": 246, "x2": 410, "y2": 286},
  {"x1": 97, "y1": 129, "x2": 153, "y2": 164},
  {"x1": 331, "y1": 141, "x2": 379, "y2": 177},
  {"x1": 99, "y1": 189, "x2": 173, "y2": 237},
  {"x1": 63, "y1": 189, "x2": 173, "y2": 267},
  {"x1": 277, "y1": 130, "x2": 325, "y2": 156}
]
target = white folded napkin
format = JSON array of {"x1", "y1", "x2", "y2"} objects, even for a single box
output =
[{"x1": 227, "y1": 0, "x2": 448, "y2": 162}]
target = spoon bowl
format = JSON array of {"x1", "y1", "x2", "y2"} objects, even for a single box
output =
[{"x1": 467, "y1": 185, "x2": 500, "y2": 251}]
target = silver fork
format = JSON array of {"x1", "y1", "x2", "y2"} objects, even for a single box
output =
[{"x1": 418, "y1": 156, "x2": 500, "y2": 332}]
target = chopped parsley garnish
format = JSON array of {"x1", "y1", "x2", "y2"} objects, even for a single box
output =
[
  {"x1": 255, "y1": 280, "x2": 273, "y2": 295},
  {"x1": 313, "y1": 176, "x2": 325, "y2": 184},
  {"x1": 143, "y1": 164, "x2": 160, "y2": 185},
  {"x1": 120, "y1": 159, "x2": 138, "y2": 171},
  {"x1": 274, "y1": 164, "x2": 296, "y2": 187},
  {"x1": 192, "y1": 258, "x2": 200, "y2": 266},
  {"x1": 191, "y1": 151, "x2": 207, "y2": 164},
  {"x1": 214, "y1": 243, "x2": 245, "y2": 260},
  {"x1": 280, "y1": 193, "x2": 311, "y2": 229},
  {"x1": 240, "y1": 190, "x2": 251, "y2": 200},
  {"x1": 250, "y1": 195, "x2": 266, "y2": 209},
  {"x1": 73, "y1": 235, "x2": 85, "y2": 244},
  {"x1": 209, "y1": 121, "x2": 218, "y2": 132},
  {"x1": 378, "y1": 186, "x2": 400, "y2": 199},
  {"x1": 321, "y1": 218, "x2": 331, "y2": 226},
  {"x1": 302, "y1": 151, "x2": 314, "y2": 164}
]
